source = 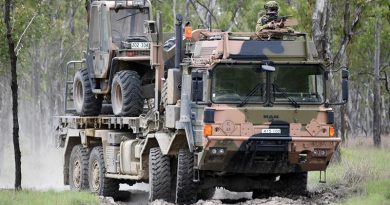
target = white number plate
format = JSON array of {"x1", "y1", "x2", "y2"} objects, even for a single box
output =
[
  {"x1": 261, "y1": 129, "x2": 282, "y2": 134},
  {"x1": 131, "y1": 42, "x2": 150, "y2": 49}
]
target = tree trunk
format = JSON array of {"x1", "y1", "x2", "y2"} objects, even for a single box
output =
[
  {"x1": 173, "y1": 0, "x2": 177, "y2": 27},
  {"x1": 4, "y1": 0, "x2": 22, "y2": 190},
  {"x1": 226, "y1": 0, "x2": 244, "y2": 32},
  {"x1": 340, "y1": 54, "x2": 349, "y2": 144},
  {"x1": 186, "y1": 0, "x2": 190, "y2": 22},
  {"x1": 373, "y1": 16, "x2": 381, "y2": 147}
]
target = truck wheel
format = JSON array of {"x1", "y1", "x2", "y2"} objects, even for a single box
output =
[
  {"x1": 160, "y1": 81, "x2": 168, "y2": 111},
  {"x1": 278, "y1": 172, "x2": 307, "y2": 195},
  {"x1": 149, "y1": 147, "x2": 172, "y2": 202},
  {"x1": 73, "y1": 68, "x2": 102, "y2": 116},
  {"x1": 69, "y1": 145, "x2": 90, "y2": 191},
  {"x1": 176, "y1": 149, "x2": 197, "y2": 204},
  {"x1": 111, "y1": 70, "x2": 143, "y2": 117},
  {"x1": 88, "y1": 146, "x2": 119, "y2": 198},
  {"x1": 199, "y1": 188, "x2": 215, "y2": 200},
  {"x1": 252, "y1": 189, "x2": 271, "y2": 199}
]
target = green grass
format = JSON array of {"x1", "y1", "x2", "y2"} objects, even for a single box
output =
[
  {"x1": 0, "y1": 190, "x2": 99, "y2": 205},
  {"x1": 342, "y1": 180, "x2": 390, "y2": 205},
  {"x1": 309, "y1": 146, "x2": 390, "y2": 205}
]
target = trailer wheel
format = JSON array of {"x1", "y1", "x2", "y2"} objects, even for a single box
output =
[
  {"x1": 176, "y1": 149, "x2": 197, "y2": 204},
  {"x1": 88, "y1": 146, "x2": 119, "y2": 198},
  {"x1": 69, "y1": 145, "x2": 90, "y2": 191},
  {"x1": 111, "y1": 70, "x2": 143, "y2": 117},
  {"x1": 278, "y1": 172, "x2": 308, "y2": 195},
  {"x1": 149, "y1": 147, "x2": 172, "y2": 202},
  {"x1": 73, "y1": 68, "x2": 102, "y2": 116}
]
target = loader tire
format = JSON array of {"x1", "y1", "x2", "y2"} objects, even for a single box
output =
[
  {"x1": 69, "y1": 145, "x2": 90, "y2": 191},
  {"x1": 88, "y1": 146, "x2": 119, "y2": 198},
  {"x1": 111, "y1": 70, "x2": 143, "y2": 117},
  {"x1": 149, "y1": 147, "x2": 172, "y2": 202},
  {"x1": 176, "y1": 149, "x2": 197, "y2": 204},
  {"x1": 73, "y1": 68, "x2": 102, "y2": 116}
]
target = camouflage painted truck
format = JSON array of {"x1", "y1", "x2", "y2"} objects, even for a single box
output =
[{"x1": 57, "y1": 11, "x2": 349, "y2": 204}]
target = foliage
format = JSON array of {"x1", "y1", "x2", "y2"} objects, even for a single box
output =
[
  {"x1": 308, "y1": 142, "x2": 390, "y2": 204},
  {"x1": 0, "y1": 190, "x2": 98, "y2": 205}
]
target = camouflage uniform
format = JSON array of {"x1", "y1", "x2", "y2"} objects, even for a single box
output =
[{"x1": 256, "y1": 1, "x2": 282, "y2": 32}]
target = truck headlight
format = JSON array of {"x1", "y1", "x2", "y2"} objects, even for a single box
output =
[
  {"x1": 313, "y1": 149, "x2": 327, "y2": 157},
  {"x1": 210, "y1": 148, "x2": 225, "y2": 155}
]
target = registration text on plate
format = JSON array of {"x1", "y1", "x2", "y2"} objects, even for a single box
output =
[
  {"x1": 131, "y1": 42, "x2": 150, "y2": 49},
  {"x1": 261, "y1": 128, "x2": 281, "y2": 134}
]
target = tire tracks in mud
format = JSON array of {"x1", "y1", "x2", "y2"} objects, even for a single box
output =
[{"x1": 100, "y1": 184, "x2": 356, "y2": 205}]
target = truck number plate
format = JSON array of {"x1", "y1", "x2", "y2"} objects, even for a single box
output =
[
  {"x1": 261, "y1": 129, "x2": 281, "y2": 134},
  {"x1": 131, "y1": 42, "x2": 150, "y2": 49}
]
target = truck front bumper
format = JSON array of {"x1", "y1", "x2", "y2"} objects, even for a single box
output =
[{"x1": 198, "y1": 135, "x2": 341, "y2": 173}]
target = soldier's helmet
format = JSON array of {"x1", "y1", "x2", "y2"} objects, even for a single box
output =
[{"x1": 264, "y1": 1, "x2": 279, "y2": 14}]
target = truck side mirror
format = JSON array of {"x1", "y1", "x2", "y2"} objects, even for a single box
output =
[
  {"x1": 144, "y1": 20, "x2": 156, "y2": 34},
  {"x1": 341, "y1": 68, "x2": 349, "y2": 101}
]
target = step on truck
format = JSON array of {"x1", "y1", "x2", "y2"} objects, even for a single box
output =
[{"x1": 57, "y1": 6, "x2": 349, "y2": 203}]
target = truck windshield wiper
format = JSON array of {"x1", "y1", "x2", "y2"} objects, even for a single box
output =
[
  {"x1": 272, "y1": 84, "x2": 300, "y2": 108},
  {"x1": 116, "y1": 11, "x2": 142, "y2": 21},
  {"x1": 237, "y1": 83, "x2": 264, "y2": 107}
]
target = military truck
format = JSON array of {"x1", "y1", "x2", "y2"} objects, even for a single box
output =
[{"x1": 58, "y1": 10, "x2": 349, "y2": 203}]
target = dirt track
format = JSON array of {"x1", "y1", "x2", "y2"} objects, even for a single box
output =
[{"x1": 100, "y1": 183, "x2": 353, "y2": 205}]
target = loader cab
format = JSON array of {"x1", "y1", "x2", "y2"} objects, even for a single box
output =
[
  {"x1": 86, "y1": 2, "x2": 151, "y2": 79},
  {"x1": 87, "y1": 3, "x2": 111, "y2": 78}
]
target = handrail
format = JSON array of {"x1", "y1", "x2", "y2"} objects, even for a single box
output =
[{"x1": 64, "y1": 60, "x2": 85, "y2": 114}]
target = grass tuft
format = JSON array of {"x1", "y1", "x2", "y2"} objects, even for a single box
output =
[{"x1": 309, "y1": 140, "x2": 390, "y2": 205}]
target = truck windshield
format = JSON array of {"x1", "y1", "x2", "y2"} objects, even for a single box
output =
[
  {"x1": 271, "y1": 65, "x2": 324, "y2": 103},
  {"x1": 212, "y1": 64, "x2": 265, "y2": 103},
  {"x1": 211, "y1": 64, "x2": 325, "y2": 105},
  {"x1": 110, "y1": 8, "x2": 149, "y2": 43}
]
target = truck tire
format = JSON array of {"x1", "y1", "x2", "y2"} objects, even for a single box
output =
[
  {"x1": 149, "y1": 147, "x2": 172, "y2": 202},
  {"x1": 252, "y1": 189, "x2": 271, "y2": 199},
  {"x1": 198, "y1": 188, "x2": 215, "y2": 200},
  {"x1": 69, "y1": 145, "x2": 90, "y2": 191},
  {"x1": 160, "y1": 81, "x2": 168, "y2": 111},
  {"x1": 176, "y1": 149, "x2": 197, "y2": 204},
  {"x1": 278, "y1": 172, "x2": 307, "y2": 195},
  {"x1": 111, "y1": 70, "x2": 143, "y2": 117},
  {"x1": 88, "y1": 146, "x2": 119, "y2": 198},
  {"x1": 73, "y1": 68, "x2": 102, "y2": 116}
]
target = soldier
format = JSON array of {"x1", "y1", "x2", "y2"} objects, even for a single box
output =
[{"x1": 256, "y1": 1, "x2": 285, "y2": 32}]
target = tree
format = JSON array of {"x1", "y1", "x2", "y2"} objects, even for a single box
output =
[
  {"x1": 373, "y1": 15, "x2": 381, "y2": 147},
  {"x1": 3, "y1": 0, "x2": 22, "y2": 190}
]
